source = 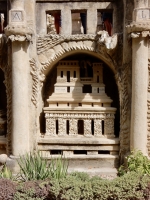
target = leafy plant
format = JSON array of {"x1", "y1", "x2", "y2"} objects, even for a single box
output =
[
  {"x1": 50, "y1": 156, "x2": 68, "y2": 180},
  {"x1": 0, "y1": 164, "x2": 13, "y2": 179},
  {"x1": 118, "y1": 150, "x2": 150, "y2": 176},
  {"x1": 17, "y1": 151, "x2": 68, "y2": 181},
  {"x1": 17, "y1": 151, "x2": 52, "y2": 181}
]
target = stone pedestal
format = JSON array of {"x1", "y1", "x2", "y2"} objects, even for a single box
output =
[
  {"x1": 11, "y1": 41, "x2": 30, "y2": 156},
  {"x1": 130, "y1": 36, "x2": 148, "y2": 154}
]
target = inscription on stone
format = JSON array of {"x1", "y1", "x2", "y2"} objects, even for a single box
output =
[{"x1": 11, "y1": 11, "x2": 23, "y2": 22}]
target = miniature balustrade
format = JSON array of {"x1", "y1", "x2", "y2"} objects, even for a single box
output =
[{"x1": 45, "y1": 113, "x2": 115, "y2": 138}]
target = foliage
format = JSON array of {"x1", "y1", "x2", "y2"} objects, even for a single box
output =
[
  {"x1": 0, "y1": 164, "x2": 13, "y2": 179},
  {"x1": 50, "y1": 156, "x2": 68, "y2": 180},
  {"x1": 0, "y1": 171, "x2": 150, "y2": 199},
  {"x1": 0, "y1": 178, "x2": 16, "y2": 200},
  {"x1": 17, "y1": 152, "x2": 68, "y2": 181},
  {"x1": 118, "y1": 150, "x2": 150, "y2": 176},
  {"x1": 17, "y1": 151, "x2": 52, "y2": 181}
]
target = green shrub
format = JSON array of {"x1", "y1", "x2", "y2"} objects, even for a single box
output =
[{"x1": 118, "y1": 150, "x2": 150, "y2": 176}]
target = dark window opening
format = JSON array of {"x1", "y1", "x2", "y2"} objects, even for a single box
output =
[
  {"x1": 83, "y1": 85, "x2": 92, "y2": 93},
  {"x1": 71, "y1": 10, "x2": 87, "y2": 34},
  {"x1": 102, "y1": 120, "x2": 104, "y2": 135},
  {"x1": 66, "y1": 120, "x2": 69, "y2": 134},
  {"x1": 78, "y1": 103, "x2": 82, "y2": 107},
  {"x1": 98, "y1": 150, "x2": 110, "y2": 154},
  {"x1": 67, "y1": 103, "x2": 69, "y2": 106},
  {"x1": 56, "y1": 120, "x2": 58, "y2": 134},
  {"x1": 92, "y1": 103, "x2": 94, "y2": 107},
  {"x1": 56, "y1": 103, "x2": 58, "y2": 106},
  {"x1": 78, "y1": 120, "x2": 84, "y2": 135},
  {"x1": 97, "y1": 88, "x2": 99, "y2": 93},
  {"x1": 61, "y1": 71, "x2": 63, "y2": 77},
  {"x1": 102, "y1": 103, "x2": 103, "y2": 107},
  {"x1": 67, "y1": 87, "x2": 70, "y2": 93},
  {"x1": 74, "y1": 71, "x2": 76, "y2": 78},
  {"x1": 91, "y1": 120, "x2": 94, "y2": 135},
  {"x1": 46, "y1": 10, "x2": 61, "y2": 34},
  {"x1": 74, "y1": 150, "x2": 87, "y2": 155},
  {"x1": 51, "y1": 150, "x2": 62, "y2": 155},
  {"x1": 67, "y1": 71, "x2": 70, "y2": 82},
  {"x1": 97, "y1": 10, "x2": 113, "y2": 36}
]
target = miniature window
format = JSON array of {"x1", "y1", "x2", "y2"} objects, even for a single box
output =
[
  {"x1": 67, "y1": 87, "x2": 70, "y2": 93},
  {"x1": 71, "y1": 10, "x2": 87, "y2": 34},
  {"x1": 83, "y1": 85, "x2": 92, "y2": 93},
  {"x1": 74, "y1": 71, "x2": 76, "y2": 78},
  {"x1": 78, "y1": 120, "x2": 84, "y2": 135},
  {"x1": 102, "y1": 120, "x2": 104, "y2": 135},
  {"x1": 46, "y1": 10, "x2": 61, "y2": 34},
  {"x1": 66, "y1": 120, "x2": 69, "y2": 134},
  {"x1": 97, "y1": 10, "x2": 113, "y2": 36},
  {"x1": 67, "y1": 71, "x2": 70, "y2": 82},
  {"x1": 61, "y1": 71, "x2": 63, "y2": 77}
]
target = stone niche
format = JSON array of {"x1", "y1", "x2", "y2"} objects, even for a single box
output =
[{"x1": 38, "y1": 60, "x2": 119, "y2": 169}]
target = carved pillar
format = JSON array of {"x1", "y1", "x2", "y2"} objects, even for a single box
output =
[
  {"x1": 69, "y1": 118, "x2": 77, "y2": 135},
  {"x1": 127, "y1": 0, "x2": 150, "y2": 154},
  {"x1": 58, "y1": 118, "x2": 66, "y2": 135},
  {"x1": 104, "y1": 118, "x2": 114, "y2": 138},
  {"x1": 84, "y1": 119, "x2": 92, "y2": 136},
  {"x1": 130, "y1": 35, "x2": 148, "y2": 154},
  {"x1": 45, "y1": 115, "x2": 56, "y2": 136},
  {"x1": 4, "y1": 0, "x2": 32, "y2": 156},
  {"x1": 87, "y1": 8, "x2": 97, "y2": 34},
  {"x1": 94, "y1": 119, "x2": 102, "y2": 136}
]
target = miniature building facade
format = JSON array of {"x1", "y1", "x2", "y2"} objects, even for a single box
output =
[{"x1": 0, "y1": 0, "x2": 150, "y2": 174}]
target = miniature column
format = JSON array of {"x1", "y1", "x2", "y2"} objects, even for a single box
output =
[
  {"x1": 45, "y1": 114, "x2": 56, "y2": 136},
  {"x1": 61, "y1": 8, "x2": 72, "y2": 35},
  {"x1": 104, "y1": 118, "x2": 115, "y2": 138},
  {"x1": 84, "y1": 119, "x2": 92, "y2": 136},
  {"x1": 69, "y1": 118, "x2": 78, "y2": 135},
  {"x1": 94, "y1": 119, "x2": 102, "y2": 136},
  {"x1": 5, "y1": 0, "x2": 32, "y2": 156},
  {"x1": 58, "y1": 118, "x2": 66, "y2": 135},
  {"x1": 127, "y1": 0, "x2": 150, "y2": 154}
]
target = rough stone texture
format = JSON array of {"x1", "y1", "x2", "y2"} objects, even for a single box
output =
[{"x1": 0, "y1": 0, "x2": 149, "y2": 173}]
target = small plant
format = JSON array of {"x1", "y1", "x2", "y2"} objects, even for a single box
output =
[
  {"x1": 0, "y1": 164, "x2": 13, "y2": 179},
  {"x1": 17, "y1": 151, "x2": 68, "y2": 181},
  {"x1": 50, "y1": 156, "x2": 68, "y2": 180},
  {"x1": 118, "y1": 150, "x2": 150, "y2": 176},
  {"x1": 17, "y1": 151, "x2": 52, "y2": 181}
]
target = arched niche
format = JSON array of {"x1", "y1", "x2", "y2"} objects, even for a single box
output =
[{"x1": 41, "y1": 52, "x2": 120, "y2": 137}]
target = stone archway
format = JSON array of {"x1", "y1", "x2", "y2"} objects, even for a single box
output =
[{"x1": 30, "y1": 32, "x2": 130, "y2": 158}]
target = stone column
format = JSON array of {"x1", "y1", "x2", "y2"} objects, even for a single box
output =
[
  {"x1": 94, "y1": 119, "x2": 102, "y2": 136},
  {"x1": 84, "y1": 119, "x2": 92, "y2": 136},
  {"x1": 69, "y1": 118, "x2": 77, "y2": 135},
  {"x1": 127, "y1": 0, "x2": 150, "y2": 154},
  {"x1": 58, "y1": 118, "x2": 66, "y2": 135},
  {"x1": 11, "y1": 41, "x2": 30, "y2": 155},
  {"x1": 104, "y1": 118, "x2": 115, "y2": 138},
  {"x1": 45, "y1": 115, "x2": 56, "y2": 136},
  {"x1": 130, "y1": 35, "x2": 148, "y2": 154},
  {"x1": 4, "y1": 0, "x2": 32, "y2": 156},
  {"x1": 87, "y1": 8, "x2": 97, "y2": 34},
  {"x1": 61, "y1": 8, "x2": 72, "y2": 35}
]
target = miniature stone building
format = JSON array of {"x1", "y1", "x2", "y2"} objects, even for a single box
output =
[{"x1": 0, "y1": 0, "x2": 150, "y2": 174}]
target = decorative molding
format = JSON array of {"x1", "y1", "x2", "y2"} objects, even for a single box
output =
[
  {"x1": 37, "y1": 32, "x2": 119, "y2": 74},
  {"x1": 115, "y1": 64, "x2": 130, "y2": 155},
  {"x1": 30, "y1": 58, "x2": 45, "y2": 107},
  {"x1": 147, "y1": 60, "x2": 150, "y2": 156},
  {"x1": 8, "y1": 34, "x2": 32, "y2": 42}
]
